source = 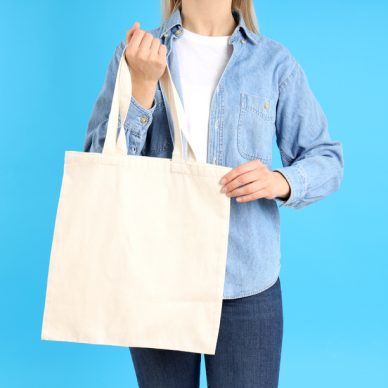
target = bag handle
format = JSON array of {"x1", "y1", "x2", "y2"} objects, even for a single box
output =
[{"x1": 102, "y1": 43, "x2": 197, "y2": 163}]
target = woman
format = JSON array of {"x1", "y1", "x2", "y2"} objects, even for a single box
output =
[{"x1": 84, "y1": 0, "x2": 344, "y2": 387}]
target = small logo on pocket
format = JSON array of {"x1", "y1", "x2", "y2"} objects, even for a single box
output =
[{"x1": 263, "y1": 100, "x2": 270, "y2": 110}]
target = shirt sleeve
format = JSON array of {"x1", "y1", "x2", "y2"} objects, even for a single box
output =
[
  {"x1": 83, "y1": 40, "x2": 157, "y2": 154},
  {"x1": 273, "y1": 58, "x2": 344, "y2": 209}
]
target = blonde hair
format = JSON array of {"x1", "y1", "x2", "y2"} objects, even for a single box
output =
[{"x1": 161, "y1": 0, "x2": 260, "y2": 35}]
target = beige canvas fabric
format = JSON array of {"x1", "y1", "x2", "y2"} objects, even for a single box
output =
[{"x1": 41, "y1": 44, "x2": 232, "y2": 355}]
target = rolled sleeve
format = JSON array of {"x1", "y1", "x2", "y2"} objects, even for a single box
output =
[{"x1": 273, "y1": 57, "x2": 344, "y2": 209}]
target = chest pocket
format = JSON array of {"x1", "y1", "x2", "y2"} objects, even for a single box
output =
[{"x1": 237, "y1": 92, "x2": 276, "y2": 162}]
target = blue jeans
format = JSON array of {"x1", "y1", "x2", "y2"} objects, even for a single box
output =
[{"x1": 129, "y1": 276, "x2": 283, "y2": 387}]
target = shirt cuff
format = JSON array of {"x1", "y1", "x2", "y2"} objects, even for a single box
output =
[
  {"x1": 118, "y1": 95, "x2": 157, "y2": 155},
  {"x1": 273, "y1": 163, "x2": 307, "y2": 208},
  {"x1": 123, "y1": 95, "x2": 157, "y2": 132}
]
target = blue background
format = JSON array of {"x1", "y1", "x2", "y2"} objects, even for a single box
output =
[{"x1": 1, "y1": 1, "x2": 387, "y2": 387}]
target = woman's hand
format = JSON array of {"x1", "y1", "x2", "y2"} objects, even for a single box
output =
[
  {"x1": 125, "y1": 21, "x2": 167, "y2": 83},
  {"x1": 219, "y1": 160, "x2": 291, "y2": 203},
  {"x1": 125, "y1": 22, "x2": 167, "y2": 109}
]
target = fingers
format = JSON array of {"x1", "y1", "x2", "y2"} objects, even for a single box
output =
[
  {"x1": 128, "y1": 30, "x2": 157, "y2": 61},
  {"x1": 149, "y1": 36, "x2": 162, "y2": 58},
  {"x1": 227, "y1": 181, "x2": 266, "y2": 199},
  {"x1": 235, "y1": 188, "x2": 268, "y2": 202},
  {"x1": 219, "y1": 159, "x2": 264, "y2": 185},
  {"x1": 127, "y1": 29, "x2": 146, "y2": 52},
  {"x1": 125, "y1": 22, "x2": 166, "y2": 62},
  {"x1": 126, "y1": 21, "x2": 140, "y2": 45},
  {"x1": 137, "y1": 32, "x2": 155, "y2": 55},
  {"x1": 221, "y1": 169, "x2": 263, "y2": 195},
  {"x1": 124, "y1": 23, "x2": 167, "y2": 83},
  {"x1": 158, "y1": 43, "x2": 167, "y2": 58}
]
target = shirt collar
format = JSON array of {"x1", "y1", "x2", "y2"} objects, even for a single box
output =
[{"x1": 159, "y1": 7, "x2": 260, "y2": 45}]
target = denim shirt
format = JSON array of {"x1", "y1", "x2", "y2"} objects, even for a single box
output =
[{"x1": 83, "y1": 7, "x2": 344, "y2": 299}]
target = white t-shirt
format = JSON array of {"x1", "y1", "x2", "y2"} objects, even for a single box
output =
[{"x1": 174, "y1": 26, "x2": 233, "y2": 163}]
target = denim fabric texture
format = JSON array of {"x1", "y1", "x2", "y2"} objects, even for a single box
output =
[
  {"x1": 129, "y1": 276, "x2": 283, "y2": 387},
  {"x1": 83, "y1": 7, "x2": 344, "y2": 299}
]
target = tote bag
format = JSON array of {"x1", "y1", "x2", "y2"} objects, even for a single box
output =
[{"x1": 40, "y1": 44, "x2": 232, "y2": 355}]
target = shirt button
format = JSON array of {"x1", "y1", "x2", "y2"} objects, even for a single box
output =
[
  {"x1": 139, "y1": 115, "x2": 149, "y2": 124},
  {"x1": 241, "y1": 39, "x2": 246, "y2": 43},
  {"x1": 175, "y1": 28, "x2": 183, "y2": 36},
  {"x1": 163, "y1": 32, "x2": 169, "y2": 38}
]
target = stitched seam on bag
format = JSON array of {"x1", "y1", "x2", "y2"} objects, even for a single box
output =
[{"x1": 65, "y1": 153, "x2": 230, "y2": 178}]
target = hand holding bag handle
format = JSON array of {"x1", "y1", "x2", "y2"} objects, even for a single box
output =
[{"x1": 102, "y1": 43, "x2": 197, "y2": 163}]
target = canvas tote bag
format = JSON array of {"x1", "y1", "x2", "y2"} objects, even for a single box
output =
[{"x1": 40, "y1": 44, "x2": 232, "y2": 355}]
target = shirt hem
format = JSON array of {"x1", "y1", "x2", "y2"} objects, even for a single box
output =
[{"x1": 222, "y1": 267, "x2": 281, "y2": 300}]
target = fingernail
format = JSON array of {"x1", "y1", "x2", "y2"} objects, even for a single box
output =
[{"x1": 219, "y1": 178, "x2": 225, "y2": 185}]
